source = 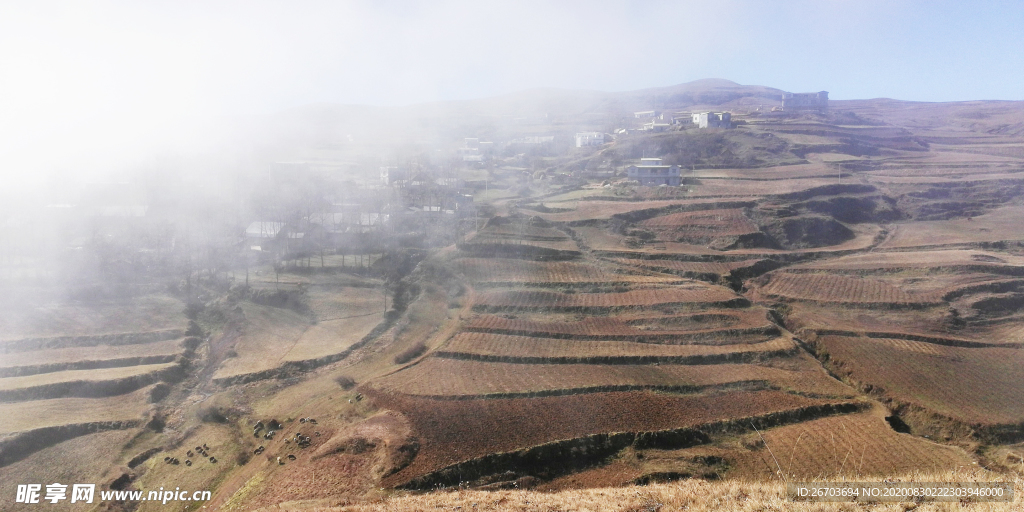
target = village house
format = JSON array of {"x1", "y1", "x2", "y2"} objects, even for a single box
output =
[
  {"x1": 380, "y1": 166, "x2": 408, "y2": 187},
  {"x1": 626, "y1": 157, "x2": 681, "y2": 186},
  {"x1": 781, "y1": 91, "x2": 829, "y2": 112},
  {"x1": 244, "y1": 221, "x2": 285, "y2": 252},
  {"x1": 575, "y1": 132, "x2": 605, "y2": 147},
  {"x1": 692, "y1": 112, "x2": 732, "y2": 129}
]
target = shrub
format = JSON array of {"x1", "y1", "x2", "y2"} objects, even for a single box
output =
[
  {"x1": 181, "y1": 336, "x2": 203, "y2": 351},
  {"x1": 235, "y1": 450, "x2": 252, "y2": 465},
  {"x1": 394, "y1": 342, "x2": 427, "y2": 364},
  {"x1": 185, "y1": 320, "x2": 205, "y2": 337},
  {"x1": 149, "y1": 383, "x2": 171, "y2": 403},
  {"x1": 334, "y1": 375, "x2": 356, "y2": 390},
  {"x1": 198, "y1": 406, "x2": 229, "y2": 424}
]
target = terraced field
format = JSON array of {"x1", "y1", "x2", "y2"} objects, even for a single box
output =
[
  {"x1": 372, "y1": 354, "x2": 853, "y2": 398},
  {"x1": 756, "y1": 272, "x2": 943, "y2": 305},
  {"x1": 640, "y1": 208, "x2": 760, "y2": 240},
  {"x1": 0, "y1": 362, "x2": 177, "y2": 401},
  {"x1": 453, "y1": 258, "x2": 682, "y2": 286},
  {"x1": 372, "y1": 389, "x2": 851, "y2": 487},
  {"x1": 438, "y1": 332, "x2": 796, "y2": 363},
  {"x1": 465, "y1": 311, "x2": 777, "y2": 344},
  {"x1": 0, "y1": 337, "x2": 184, "y2": 377},
  {"x1": 0, "y1": 385, "x2": 155, "y2": 434},
  {"x1": 690, "y1": 406, "x2": 973, "y2": 480},
  {"x1": 459, "y1": 218, "x2": 581, "y2": 254},
  {"x1": 214, "y1": 286, "x2": 385, "y2": 380},
  {"x1": 814, "y1": 334, "x2": 1024, "y2": 425},
  {"x1": 474, "y1": 284, "x2": 742, "y2": 310},
  {"x1": 0, "y1": 294, "x2": 191, "y2": 476},
  {"x1": 0, "y1": 295, "x2": 185, "y2": 342},
  {"x1": 879, "y1": 204, "x2": 1024, "y2": 248},
  {"x1": 526, "y1": 198, "x2": 738, "y2": 223},
  {"x1": 790, "y1": 249, "x2": 1024, "y2": 273}
]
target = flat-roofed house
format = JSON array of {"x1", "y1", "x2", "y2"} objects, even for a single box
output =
[
  {"x1": 781, "y1": 91, "x2": 829, "y2": 112},
  {"x1": 694, "y1": 112, "x2": 732, "y2": 129},
  {"x1": 575, "y1": 132, "x2": 605, "y2": 147},
  {"x1": 626, "y1": 158, "x2": 681, "y2": 186}
]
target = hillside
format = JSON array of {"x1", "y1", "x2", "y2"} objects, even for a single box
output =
[{"x1": 3, "y1": 82, "x2": 1024, "y2": 511}]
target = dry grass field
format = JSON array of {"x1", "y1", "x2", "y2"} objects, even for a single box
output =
[
  {"x1": 215, "y1": 283, "x2": 384, "y2": 379},
  {"x1": 330, "y1": 473, "x2": 1023, "y2": 512},
  {"x1": 0, "y1": 337, "x2": 183, "y2": 375},
  {"x1": 0, "y1": 362, "x2": 174, "y2": 393},
  {"x1": 0, "y1": 385, "x2": 155, "y2": 434},
  {"x1": 0, "y1": 294, "x2": 184, "y2": 341},
  {"x1": 0, "y1": 429, "x2": 142, "y2": 512},
  {"x1": 880, "y1": 205, "x2": 1024, "y2": 248}
]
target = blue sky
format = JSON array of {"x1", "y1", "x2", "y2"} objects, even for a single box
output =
[{"x1": 1, "y1": 0, "x2": 1023, "y2": 180}]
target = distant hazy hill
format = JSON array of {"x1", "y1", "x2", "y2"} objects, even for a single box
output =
[{"x1": 259, "y1": 79, "x2": 791, "y2": 148}]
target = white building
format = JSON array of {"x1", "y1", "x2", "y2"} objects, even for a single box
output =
[
  {"x1": 575, "y1": 132, "x2": 605, "y2": 147},
  {"x1": 626, "y1": 157, "x2": 681, "y2": 186},
  {"x1": 380, "y1": 166, "x2": 408, "y2": 186},
  {"x1": 693, "y1": 112, "x2": 732, "y2": 129}
]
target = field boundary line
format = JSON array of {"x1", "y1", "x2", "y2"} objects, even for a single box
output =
[
  {"x1": 0, "y1": 354, "x2": 179, "y2": 378},
  {"x1": 432, "y1": 345, "x2": 797, "y2": 366},
  {"x1": 815, "y1": 329, "x2": 1023, "y2": 349}
]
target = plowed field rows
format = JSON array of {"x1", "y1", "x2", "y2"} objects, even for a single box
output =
[
  {"x1": 640, "y1": 208, "x2": 759, "y2": 236},
  {"x1": 791, "y1": 249, "x2": 1024, "y2": 272},
  {"x1": 759, "y1": 273, "x2": 941, "y2": 304},
  {"x1": 372, "y1": 356, "x2": 853, "y2": 398},
  {"x1": 612, "y1": 258, "x2": 761, "y2": 276},
  {"x1": 478, "y1": 223, "x2": 569, "y2": 240},
  {"x1": 465, "y1": 312, "x2": 773, "y2": 342},
  {"x1": 373, "y1": 389, "x2": 841, "y2": 486},
  {"x1": 685, "y1": 178, "x2": 835, "y2": 197},
  {"x1": 462, "y1": 234, "x2": 581, "y2": 252},
  {"x1": 441, "y1": 332, "x2": 795, "y2": 361},
  {"x1": 528, "y1": 199, "x2": 733, "y2": 223},
  {"x1": 718, "y1": 406, "x2": 972, "y2": 479},
  {"x1": 475, "y1": 285, "x2": 739, "y2": 310},
  {"x1": 817, "y1": 335, "x2": 1024, "y2": 424},
  {"x1": 979, "y1": 321, "x2": 1024, "y2": 344},
  {"x1": 454, "y1": 258, "x2": 679, "y2": 285}
]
